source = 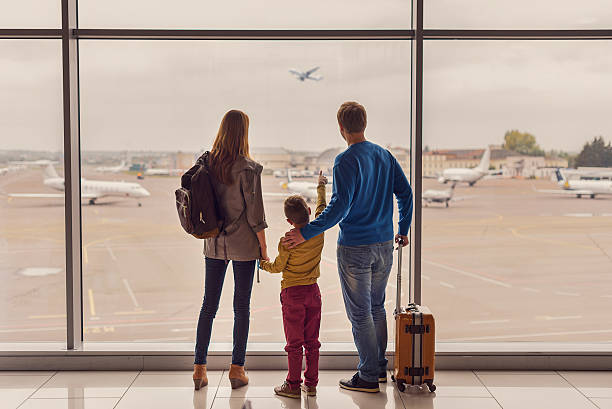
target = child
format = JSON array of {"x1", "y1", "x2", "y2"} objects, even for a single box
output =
[{"x1": 259, "y1": 171, "x2": 328, "y2": 399}]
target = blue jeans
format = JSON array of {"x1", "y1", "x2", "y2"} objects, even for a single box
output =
[
  {"x1": 337, "y1": 240, "x2": 394, "y2": 383},
  {"x1": 194, "y1": 258, "x2": 255, "y2": 366}
]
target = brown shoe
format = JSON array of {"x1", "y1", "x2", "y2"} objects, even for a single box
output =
[
  {"x1": 275, "y1": 381, "x2": 301, "y2": 399},
  {"x1": 301, "y1": 384, "x2": 317, "y2": 396},
  {"x1": 228, "y1": 364, "x2": 249, "y2": 389},
  {"x1": 193, "y1": 364, "x2": 208, "y2": 390}
]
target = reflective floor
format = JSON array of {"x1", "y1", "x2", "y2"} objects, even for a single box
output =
[{"x1": 2, "y1": 369, "x2": 611, "y2": 408}]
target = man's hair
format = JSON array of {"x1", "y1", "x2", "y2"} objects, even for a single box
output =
[
  {"x1": 337, "y1": 101, "x2": 367, "y2": 134},
  {"x1": 284, "y1": 195, "x2": 309, "y2": 225}
]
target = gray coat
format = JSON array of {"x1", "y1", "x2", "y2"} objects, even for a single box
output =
[{"x1": 203, "y1": 156, "x2": 267, "y2": 261}]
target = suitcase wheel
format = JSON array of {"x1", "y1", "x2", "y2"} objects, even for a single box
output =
[
  {"x1": 391, "y1": 375, "x2": 395, "y2": 382},
  {"x1": 397, "y1": 381, "x2": 406, "y2": 392},
  {"x1": 425, "y1": 380, "x2": 436, "y2": 392}
]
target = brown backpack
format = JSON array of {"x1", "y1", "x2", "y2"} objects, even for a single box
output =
[{"x1": 175, "y1": 152, "x2": 221, "y2": 239}]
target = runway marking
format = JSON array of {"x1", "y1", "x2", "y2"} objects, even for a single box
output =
[
  {"x1": 445, "y1": 328, "x2": 612, "y2": 342},
  {"x1": 105, "y1": 242, "x2": 117, "y2": 261},
  {"x1": 422, "y1": 274, "x2": 431, "y2": 281},
  {"x1": 470, "y1": 319, "x2": 509, "y2": 325},
  {"x1": 439, "y1": 281, "x2": 455, "y2": 289},
  {"x1": 28, "y1": 314, "x2": 66, "y2": 320},
  {"x1": 554, "y1": 291, "x2": 580, "y2": 297},
  {"x1": 564, "y1": 213, "x2": 593, "y2": 218},
  {"x1": 114, "y1": 310, "x2": 156, "y2": 316},
  {"x1": 248, "y1": 332, "x2": 273, "y2": 337},
  {"x1": 536, "y1": 315, "x2": 582, "y2": 321},
  {"x1": 320, "y1": 328, "x2": 350, "y2": 334},
  {"x1": 510, "y1": 227, "x2": 598, "y2": 251},
  {"x1": 171, "y1": 328, "x2": 194, "y2": 333},
  {"x1": 122, "y1": 278, "x2": 140, "y2": 309},
  {"x1": 88, "y1": 288, "x2": 97, "y2": 319},
  {"x1": 522, "y1": 287, "x2": 541, "y2": 293},
  {"x1": 423, "y1": 260, "x2": 512, "y2": 288},
  {"x1": 601, "y1": 295, "x2": 612, "y2": 298}
]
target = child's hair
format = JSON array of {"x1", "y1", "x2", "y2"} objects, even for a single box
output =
[{"x1": 284, "y1": 195, "x2": 309, "y2": 225}]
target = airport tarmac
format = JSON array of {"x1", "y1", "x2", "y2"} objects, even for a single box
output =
[{"x1": 1, "y1": 169, "x2": 612, "y2": 344}]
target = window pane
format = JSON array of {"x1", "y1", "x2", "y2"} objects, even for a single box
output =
[
  {"x1": 0, "y1": 40, "x2": 65, "y2": 342},
  {"x1": 426, "y1": 0, "x2": 612, "y2": 29},
  {"x1": 79, "y1": 40, "x2": 410, "y2": 342},
  {"x1": 0, "y1": 2, "x2": 60, "y2": 28},
  {"x1": 78, "y1": 0, "x2": 411, "y2": 29},
  {"x1": 423, "y1": 40, "x2": 612, "y2": 342}
]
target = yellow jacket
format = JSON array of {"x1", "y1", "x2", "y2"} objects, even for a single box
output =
[{"x1": 260, "y1": 184, "x2": 326, "y2": 289}]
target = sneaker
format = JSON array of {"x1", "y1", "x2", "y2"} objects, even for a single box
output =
[
  {"x1": 274, "y1": 381, "x2": 301, "y2": 399},
  {"x1": 378, "y1": 372, "x2": 388, "y2": 383},
  {"x1": 301, "y1": 384, "x2": 317, "y2": 396},
  {"x1": 339, "y1": 373, "x2": 380, "y2": 393}
]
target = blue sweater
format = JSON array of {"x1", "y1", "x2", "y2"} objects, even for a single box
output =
[{"x1": 301, "y1": 141, "x2": 413, "y2": 246}]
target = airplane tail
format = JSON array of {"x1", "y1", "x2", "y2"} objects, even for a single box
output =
[
  {"x1": 43, "y1": 164, "x2": 59, "y2": 181},
  {"x1": 555, "y1": 168, "x2": 569, "y2": 185},
  {"x1": 287, "y1": 169, "x2": 293, "y2": 183},
  {"x1": 475, "y1": 147, "x2": 491, "y2": 172}
]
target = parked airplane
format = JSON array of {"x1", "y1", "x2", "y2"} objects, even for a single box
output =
[
  {"x1": 0, "y1": 167, "x2": 8, "y2": 176},
  {"x1": 144, "y1": 168, "x2": 183, "y2": 176},
  {"x1": 537, "y1": 169, "x2": 612, "y2": 199},
  {"x1": 438, "y1": 146, "x2": 491, "y2": 186},
  {"x1": 10, "y1": 159, "x2": 59, "y2": 167},
  {"x1": 6, "y1": 165, "x2": 150, "y2": 206},
  {"x1": 96, "y1": 160, "x2": 128, "y2": 173},
  {"x1": 289, "y1": 66, "x2": 323, "y2": 82},
  {"x1": 265, "y1": 170, "x2": 329, "y2": 202},
  {"x1": 423, "y1": 183, "x2": 456, "y2": 208}
]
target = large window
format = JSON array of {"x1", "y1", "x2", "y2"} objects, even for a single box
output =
[
  {"x1": 78, "y1": 40, "x2": 411, "y2": 342},
  {"x1": 0, "y1": 40, "x2": 65, "y2": 342},
  {"x1": 423, "y1": 41, "x2": 612, "y2": 342}
]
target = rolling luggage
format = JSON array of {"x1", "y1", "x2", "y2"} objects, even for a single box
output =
[{"x1": 392, "y1": 240, "x2": 436, "y2": 392}]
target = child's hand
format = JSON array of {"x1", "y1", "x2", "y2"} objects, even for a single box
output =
[
  {"x1": 260, "y1": 246, "x2": 270, "y2": 262},
  {"x1": 318, "y1": 170, "x2": 328, "y2": 186}
]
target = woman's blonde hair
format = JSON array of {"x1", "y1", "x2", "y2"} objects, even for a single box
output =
[{"x1": 209, "y1": 110, "x2": 250, "y2": 185}]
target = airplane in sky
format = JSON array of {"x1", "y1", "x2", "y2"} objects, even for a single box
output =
[
  {"x1": 5, "y1": 165, "x2": 150, "y2": 206},
  {"x1": 95, "y1": 160, "x2": 128, "y2": 173},
  {"x1": 289, "y1": 66, "x2": 323, "y2": 82},
  {"x1": 437, "y1": 146, "x2": 491, "y2": 186},
  {"x1": 537, "y1": 169, "x2": 612, "y2": 199}
]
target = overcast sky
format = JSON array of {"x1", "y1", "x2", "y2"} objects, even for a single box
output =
[{"x1": 2, "y1": 2, "x2": 612, "y2": 153}]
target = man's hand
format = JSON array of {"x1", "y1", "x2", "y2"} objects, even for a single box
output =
[
  {"x1": 395, "y1": 234, "x2": 409, "y2": 247},
  {"x1": 318, "y1": 170, "x2": 328, "y2": 186},
  {"x1": 282, "y1": 228, "x2": 306, "y2": 249}
]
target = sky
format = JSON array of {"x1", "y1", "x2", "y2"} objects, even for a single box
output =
[{"x1": 2, "y1": 2, "x2": 612, "y2": 153}]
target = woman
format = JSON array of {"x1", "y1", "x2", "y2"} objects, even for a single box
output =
[{"x1": 193, "y1": 110, "x2": 268, "y2": 390}]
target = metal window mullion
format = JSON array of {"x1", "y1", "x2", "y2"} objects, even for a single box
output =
[
  {"x1": 62, "y1": 0, "x2": 83, "y2": 350},
  {"x1": 410, "y1": 0, "x2": 423, "y2": 306}
]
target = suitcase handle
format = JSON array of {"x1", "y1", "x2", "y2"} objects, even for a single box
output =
[{"x1": 395, "y1": 238, "x2": 409, "y2": 315}]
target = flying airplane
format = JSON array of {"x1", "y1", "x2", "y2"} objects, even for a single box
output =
[
  {"x1": 5, "y1": 165, "x2": 150, "y2": 206},
  {"x1": 537, "y1": 169, "x2": 612, "y2": 199},
  {"x1": 95, "y1": 160, "x2": 128, "y2": 173},
  {"x1": 289, "y1": 66, "x2": 323, "y2": 82},
  {"x1": 438, "y1": 146, "x2": 491, "y2": 186}
]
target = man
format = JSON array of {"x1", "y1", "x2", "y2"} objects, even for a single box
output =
[{"x1": 283, "y1": 101, "x2": 413, "y2": 393}]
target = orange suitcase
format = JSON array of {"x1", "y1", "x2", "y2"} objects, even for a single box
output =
[{"x1": 392, "y1": 241, "x2": 436, "y2": 392}]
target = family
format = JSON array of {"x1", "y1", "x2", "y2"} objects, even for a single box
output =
[{"x1": 191, "y1": 102, "x2": 414, "y2": 397}]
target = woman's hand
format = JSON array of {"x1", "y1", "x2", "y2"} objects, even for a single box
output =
[{"x1": 260, "y1": 246, "x2": 270, "y2": 262}]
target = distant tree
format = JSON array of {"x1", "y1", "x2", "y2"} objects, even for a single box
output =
[
  {"x1": 424, "y1": 145, "x2": 430, "y2": 152},
  {"x1": 574, "y1": 136, "x2": 612, "y2": 167},
  {"x1": 502, "y1": 130, "x2": 544, "y2": 156}
]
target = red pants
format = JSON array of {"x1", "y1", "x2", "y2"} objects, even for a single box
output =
[{"x1": 281, "y1": 283, "x2": 321, "y2": 387}]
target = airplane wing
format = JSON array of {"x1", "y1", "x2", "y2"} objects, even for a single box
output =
[
  {"x1": 306, "y1": 66, "x2": 320, "y2": 75},
  {"x1": 263, "y1": 192, "x2": 289, "y2": 197},
  {"x1": 536, "y1": 189, "x2": 594, "y2": 195},
  {"x1": 308, "y1": 75, "x2": 323, "y2": 81},
  {"x1": 289, "y1": 69, "x2": 301, "y2": 76}
]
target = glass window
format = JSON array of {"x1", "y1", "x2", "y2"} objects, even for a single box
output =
[
  {"x1": 78, "y1": 0, "x2": 411, "y2": 29},
  {"x1": 423, "y1": 40, "x2": 612, "y2": 342},
  {"x1": 0, "y1": 2, "x2": 60, "y2": 28},
  {"x1": 425, "y1": 0, "x2": 612, "y2": 29},
  {"x1": 0, "y1": 40, "x2": 65, "y2": 342},
  {"x1": 78, "y1": 40, "x2": 411, "y2": 342}
]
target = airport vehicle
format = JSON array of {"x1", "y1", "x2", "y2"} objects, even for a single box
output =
[
  {"x1": 423, "y1": 183, "x2": 457, "y2": 207},
  {"x1": 437, "y1": 147, "x2": 491, "y2": 186},
  {"x1": 95, "y1": 160, "x2": 128, "y2": 173},
  {"x1": 6, "y1": 165, "x2": 150, "y2": 206},
  {"x1": 289, "y1": 66, "x2": 323, "y2": 82},
  {"x1": 538, "y1": 169, "x2": 612, "y2": 199},
  {"x1": 392, "y1": 240, "x2": 436, "y2": 393}
]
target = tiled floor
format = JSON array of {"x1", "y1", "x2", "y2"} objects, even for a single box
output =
[{"x1": 2, "y1": 369, "x2": 611, "y2": 409}]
